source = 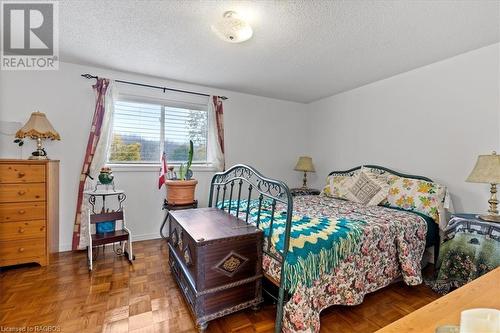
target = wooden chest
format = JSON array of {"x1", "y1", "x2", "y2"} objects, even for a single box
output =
[
  {"x1": 0, "y1": 159, "x2": 59, "y2": 267},
  {"x1": 168, "y1": 208, "x2": 263, "y2": 332}
]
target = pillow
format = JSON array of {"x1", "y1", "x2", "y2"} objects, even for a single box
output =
[
  {"x1": 322, "y1": 175, "x2": 351, "y2": 199},
  {"x1": 385, "y1": 177, "x2": 446, "y2": 223},
  {"x1": 345, "y1": 171, "x2": 389, "y2": 206}
]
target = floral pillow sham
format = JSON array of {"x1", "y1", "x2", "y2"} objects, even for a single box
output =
[
  {"x1": 322, "y1": 174, "x2": 351, "y2": 199},
  {"x1": 384, "y1": 176, "x2": 446, "y2": 223}
]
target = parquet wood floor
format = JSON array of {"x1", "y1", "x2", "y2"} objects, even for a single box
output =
[{"x1": 0, "y1": 239, "x2": 440, "y2": 333}]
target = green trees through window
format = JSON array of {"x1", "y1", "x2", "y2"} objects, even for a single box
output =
[{"x1": 108, "y1": 100, "x2": 208, "y2": 164}]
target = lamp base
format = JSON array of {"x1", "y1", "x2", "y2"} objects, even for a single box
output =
[
  {"x1": 28, "y1": 155, "x2": 48, "y2": 160},
  {"x1": 478, "y1": 214, "x2": 500, "y2": 223}
]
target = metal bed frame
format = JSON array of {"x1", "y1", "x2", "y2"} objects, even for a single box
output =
[
  {"x1": 208, "y1": 164, "x2": 440, "y2": 332},
  {"x1": 208, "y1": 164, "x2": 293, "y2": 333}
]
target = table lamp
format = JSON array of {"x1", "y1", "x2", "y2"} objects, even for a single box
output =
[
  {"x1": 294, "y1": 156, "x2": 315, "y2": 188},
  {"x1": 15, "y1": 111, "x2": 61, "y2": 160},
  {"x1": 466, "y1": 151, "x2": 500, "y2": 223}
]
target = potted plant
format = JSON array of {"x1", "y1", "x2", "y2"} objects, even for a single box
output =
[{"x1": 165, "y1": 140, "x2": 198, "y2": 205}]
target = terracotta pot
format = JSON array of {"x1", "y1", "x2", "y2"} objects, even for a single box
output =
[{"x1": 166, "y1": 179, "x2": 198, "y2": 205}]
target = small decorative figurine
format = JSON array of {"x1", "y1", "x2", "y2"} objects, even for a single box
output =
[{"x1": 167, "y1": 166, "x2": 177, "y2": 180}]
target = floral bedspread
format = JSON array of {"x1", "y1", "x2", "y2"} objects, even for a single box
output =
[{"x1": 262, "y1": 195, "x2": 427, "y2": 332}]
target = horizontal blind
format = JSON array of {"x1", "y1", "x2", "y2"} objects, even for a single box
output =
[
  {"x1": 164, "y1": 107, "x2": 208, "y2": 163},
  {"x1": 109, "y1": 101, "x2": 161, "y2": 163},
  {"x1": 108, "y1": 100, "x2": 209, "y2": 164}
]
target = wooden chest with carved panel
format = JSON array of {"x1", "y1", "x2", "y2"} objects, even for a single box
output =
[{"x1": 167, "y1": 207, "x2": 263, "y2": 332}]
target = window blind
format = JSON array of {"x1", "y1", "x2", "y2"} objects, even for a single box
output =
[{"x1": 109, "y1": 100, "x2": 208, "y2": 164}]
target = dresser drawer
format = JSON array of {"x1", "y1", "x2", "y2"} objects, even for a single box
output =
[
  {"x1": 0, "y1": 202, "x2": 46, "y2": 222},
  {"x1": 0, "y1": 164, "x2": 45, "y2": 183},
  {"x1": 0, "y1": 238, "x2": 46, "y2": 262},
  {"x1": 0, "y1": 183, "x2": 45, "y2": 203},
  {"x1": 0, "y1": 220, "x2": 46, "y2": 241}
]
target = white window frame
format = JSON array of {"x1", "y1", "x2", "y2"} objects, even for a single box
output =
[{"x1": 108, "y1": 94, "x2": 217, "y2": 172}]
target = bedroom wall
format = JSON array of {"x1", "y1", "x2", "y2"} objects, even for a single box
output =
[
  {"x1": 306, "y1": 43, "x2": 500, "y2": 214},
  {"x1": 0, "y1": 62, "x2": 307, "y2": 251}
]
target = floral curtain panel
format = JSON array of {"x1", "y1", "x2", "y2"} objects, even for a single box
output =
[{"x1": 72, "y1": 78, "x2": 115, "y2": 250}]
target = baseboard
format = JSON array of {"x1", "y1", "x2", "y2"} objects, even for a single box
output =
[{"x1": 58, "y1": 232, "x2": 161, "y2": 252}]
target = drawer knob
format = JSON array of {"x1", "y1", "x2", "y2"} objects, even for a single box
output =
[
  {"x1": 18, "y1": 247, "x2": 25, "y2": 253},
  {"x1": 18, "y1": 210, "x2": 26, "y2": 215},
  {"x1": 18, "y1": 172, "x2": 26, "y2": 178},
  {"x1": 18, "y1": 190, "x2": 26, "y2": 196},
  {"x1": 18, "y1": 227, "x2": 25, "y2": 233}
]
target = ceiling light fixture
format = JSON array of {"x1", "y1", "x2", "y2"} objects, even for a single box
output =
[{"x1": 211, "y1": 11, "x2": 253, "y2": 43}]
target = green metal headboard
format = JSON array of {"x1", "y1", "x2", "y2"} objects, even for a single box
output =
[
  {"x1": 208, "y1": 164, "x2": 293, "y2": 333},
  {"x1": 329, "y1": 164, "x2": 434, "y2": 182}
]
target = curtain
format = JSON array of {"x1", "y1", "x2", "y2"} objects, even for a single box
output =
[
  {"x1": 207, "y1": 96, "x2": 225, "y2": 170},
  {"x1": 72, "y1": 79, "x2": 115, "y2": 250}
]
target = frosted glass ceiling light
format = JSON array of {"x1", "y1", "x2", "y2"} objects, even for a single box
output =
[{"x1": 211, "y1": 11, "x2": 253, "y2": 43}]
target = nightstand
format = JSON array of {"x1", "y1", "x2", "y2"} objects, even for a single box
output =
[
  {"x1": 428, "y1": 213, "x2": 500, "y2": 294},
  {"x1": 290, "y1": 188, "x2": 321, "y2": 196}
]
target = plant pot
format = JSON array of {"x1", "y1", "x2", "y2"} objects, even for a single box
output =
[
  {"x1": 166, "y1": 179, "x2": 198, "y2": 205},
  {"x1": 98, "y1": 172, "x2": 114, "y2": 184}
]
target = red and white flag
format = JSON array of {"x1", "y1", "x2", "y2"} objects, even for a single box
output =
[{"x1": 158, "y1": 152, "x2": 168, "y2": 189}]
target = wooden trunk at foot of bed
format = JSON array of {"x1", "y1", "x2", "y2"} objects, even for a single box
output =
[{"x1": 168, "y1": 208, "x2": 263, "y2": 332}]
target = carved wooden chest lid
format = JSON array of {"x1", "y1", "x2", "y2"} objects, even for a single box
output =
[{"x1": 169, "y1": 208, "x2": 262, "y2": 244}]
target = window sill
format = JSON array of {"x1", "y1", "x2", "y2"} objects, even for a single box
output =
[{"x1": 108, "y1": 163, "x2": 220, "y2": 173}]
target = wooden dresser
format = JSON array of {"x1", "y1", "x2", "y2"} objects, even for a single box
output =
[
  {"x1": 0, "y1": 159, "x2": 59, "y2": 267},
  {"x1": 168, "y1": 208, "x2": 263, "y2": 332}
]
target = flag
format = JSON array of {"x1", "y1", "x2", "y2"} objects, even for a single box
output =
[{"x1": 159, "y1": 152, "x2": 167, "y2": 189}]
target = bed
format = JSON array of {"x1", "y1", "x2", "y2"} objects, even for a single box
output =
[{"x1": 208, "y1": 164, "x2": 442, "y2": 333}]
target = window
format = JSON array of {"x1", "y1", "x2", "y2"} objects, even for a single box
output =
[{"x1": 108, "y1": 99, "x2": 209, "y2": 164}]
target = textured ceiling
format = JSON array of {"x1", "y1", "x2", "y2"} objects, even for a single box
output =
[{"x1": 59, "y1": 0, "x2": 500, "y2": 103}]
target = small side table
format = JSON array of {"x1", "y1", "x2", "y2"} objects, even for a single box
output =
[
  {"x1": 160, "y1": 199, "x2": 198, "y2": 239},
  {"x1": 290, "y1": 188, "x2": 321, "y2": 196},
  {"x1": 428, "y1": 213, "x2": 500, "y2": 294},
  {"x1": 83, "y1": 188, "x2": 134, "y2": 271}
]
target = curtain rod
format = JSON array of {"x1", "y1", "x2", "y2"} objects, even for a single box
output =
[{"x1": 80, "y1": 73, "x2": 228, "y2": 100}]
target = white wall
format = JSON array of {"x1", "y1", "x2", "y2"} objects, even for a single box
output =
[
  {"x1": 306, "y1": 43, "x2": 500, "y2": 214},
  {"x1": 0, "y1": 62, "x2": 307, "y2": 251}
]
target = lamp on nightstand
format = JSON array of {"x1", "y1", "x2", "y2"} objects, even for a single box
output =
[
  {"x1": 466, "y1": 151, "x2": 500, "y2": 223},
  {"x1": 294, "y1": 156, "x2": 315, "y2": 189}
]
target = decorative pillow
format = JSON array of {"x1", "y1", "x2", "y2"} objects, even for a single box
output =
[
  {"x1": 385, "y1": 177, "x2": 446, "y2": 223},
  {"x1": 345, "y1": 171, "x2": 389, "y2": 206},
  {"x1": 322, "y1": 175, "x2": 351, "y2": 199},
  {"x1": 360, "y1": 166, "x2": 391, "y2": 184}
]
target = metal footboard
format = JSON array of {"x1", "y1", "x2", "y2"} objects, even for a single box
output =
[{"x1": 208, "y1": 164, "x2": 293, "y2": 333}]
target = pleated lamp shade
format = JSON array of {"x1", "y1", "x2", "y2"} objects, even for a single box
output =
[
  {"x1": 15, "y1": 111, "x2": 61, "y2": 140},
  {"x1": 466, "y1": 152, "x2": 500, "y2": 184},
  {"x1": 294, "y1": 156, "x2": 315, "y2": 172}
]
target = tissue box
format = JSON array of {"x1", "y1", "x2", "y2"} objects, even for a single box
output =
[{"x1": 96, "y1": 220, "x2": 116, "y2": 233}]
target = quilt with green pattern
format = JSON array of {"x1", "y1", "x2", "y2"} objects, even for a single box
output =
[{"x1": 218, "y1": 199, "x2": 366, "y2": 292}]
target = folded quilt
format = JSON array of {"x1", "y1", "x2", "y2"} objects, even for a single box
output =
[{"x1": 218, "y1": 198, "x2": 366, "y2": 292}]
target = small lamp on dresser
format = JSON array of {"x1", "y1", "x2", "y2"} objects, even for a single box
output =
[
  {"x1": 294, "y1": 156, "x2": 315, "y2": 189},
  {"x1": 466, "y1": 151, "x2": 500, "y2": 222},
  {"x1": 15, "y1": 111, "x2": 61, "y2": 160}
]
